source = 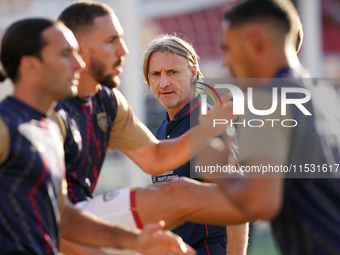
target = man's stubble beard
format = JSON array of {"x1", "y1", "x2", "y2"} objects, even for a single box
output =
[{"x1": 89, "y1": 56, "x2": 120, "y2": 89}]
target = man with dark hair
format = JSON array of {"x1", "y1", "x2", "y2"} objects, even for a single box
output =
[
  {"x1": 0, "y1": 18, "x2": 196, "y2": 255},
  {"x1": 202, "y1": 0, "x2": 340, "y2": 255},
  {"x1": 56, "y1": 0, "x2": 234, "y2": 204},
  {"x1": 55, "y1": 2, "x2": 249, "y2": 255}
]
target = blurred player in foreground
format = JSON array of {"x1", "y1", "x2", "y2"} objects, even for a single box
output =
[
  {"x1": 0, "y1": 18, "x2": 195, "y2": 255},
  {"x1": 201, "y1": 0, "x2": 340, "y2": 254}
]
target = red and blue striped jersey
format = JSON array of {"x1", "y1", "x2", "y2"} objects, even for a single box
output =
[
  {"x1": 0, "y1": 96, "x2": 64, "y2": 255},
  {"x1": 56, "y1": 85, "x2": 118, "y2": 203}
]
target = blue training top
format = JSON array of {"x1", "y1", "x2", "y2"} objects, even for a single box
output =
[
  {"x1": 152, "y1": 96, "x2": 227, "y2": 255},
  {"x1": 0, "y1": 96, "x2": 64, "y2": 255}
]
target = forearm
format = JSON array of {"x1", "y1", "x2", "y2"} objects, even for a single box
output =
[
  {"x1": 214, "y1": 172, "x2": 283, "y2": 220},
  {"x1": 125, "y1": 125, "x2": 212, "y2": 176},
  {"x1": 60, "y1": 239, "x2": 110, "y2": 255},
  {"x1": 226, "y1": 224, "x2": 249, "y2": 255},
  {"x1": 60, "y1": 201, "x2": 139, "y2": 250}
]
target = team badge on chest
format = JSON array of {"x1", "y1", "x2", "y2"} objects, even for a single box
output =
[{"x1": 97, "y1": 112, "x2": 108, "y2": 132}]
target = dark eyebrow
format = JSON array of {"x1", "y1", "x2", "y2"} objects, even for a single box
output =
[
  {"x1": 107, "y1": 35, "x2": 119, "y2": 40},
  {"x1": 106, "y1": 32, "x2": 124, "y2": 41},
  {"x1": 62, "y1": 47, "x2": 72, "y2": 53},
  {"x1": 62, "y1": 45, "x2": 79, "y2": 54}
]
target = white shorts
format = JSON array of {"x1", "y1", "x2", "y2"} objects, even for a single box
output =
[{"x1": 76, "y1": 188, "x2": 143, "y2": 255}]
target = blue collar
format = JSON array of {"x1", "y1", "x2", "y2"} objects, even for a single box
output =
[{"x1": 165, "y1": 96, "x2": 201, "y2": 122}]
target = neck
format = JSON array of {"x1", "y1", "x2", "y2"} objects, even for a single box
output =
[
  {"x1": 77, "y1": 69, "x2": 99, "y2": 98},
  {"x1": 167, "y1": 88, "x2": 196, "y2": 121},
  {"x1": 167, "y1": 108, "x2": 180, "y2": 121},
  {"x1": 255, "y1": 44, "x2": 301, "y2": 78},
  {"x1": 13, "y1": 83, "x2": 55, "y2": 115}
]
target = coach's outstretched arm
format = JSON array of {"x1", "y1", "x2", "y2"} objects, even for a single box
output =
[
  {"x1": 122, "y1": 94, "x2": 235, "y2": 176},
  {"x1": 59, "y1": 180, "x2": 196, "y2": 255}
]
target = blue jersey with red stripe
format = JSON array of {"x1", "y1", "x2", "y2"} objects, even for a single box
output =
[
  {"x1": 152, "y1": 97, "x2": 227, "y2": 255},
  {"x1": 0, "y1": 97, "x2": 64, "y2": 255},
  {"x1": 56, "y1": 85, "x2": 117, "y2": 203},
  {"x1": 268, "y1": 68, "x2": 340, "y2": 255}
]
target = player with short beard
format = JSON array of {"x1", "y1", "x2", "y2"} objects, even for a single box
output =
[{"x1": 56, "y1": 1, "x2": 241, "y2": 255}]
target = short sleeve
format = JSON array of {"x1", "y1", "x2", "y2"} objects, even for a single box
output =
[
  {"x1": 0, "y1": 117, "x2": 10, "y2": 165},
  {"x1": 50, "y1": 111, "x2": 67, "y2": 143},
  {"x1": 107, "y1": 89, "x2": 156, "y2": 151}
]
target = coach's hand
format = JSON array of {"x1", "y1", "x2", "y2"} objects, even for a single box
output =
[
  {"x1": 135, "y1": 220, "x2": 196, "y2": 255},
  {"x1": 198, "y1": 93, "x2": 237, "y2": 138}
]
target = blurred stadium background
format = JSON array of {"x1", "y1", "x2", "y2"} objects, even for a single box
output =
[{"x1": 0, "y1": 0, "x2": 339, "y2": 254}]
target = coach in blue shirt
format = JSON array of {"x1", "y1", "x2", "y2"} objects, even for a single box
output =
[{"x1": 143, "y1": 34, "x2": 248, "y2": 255}]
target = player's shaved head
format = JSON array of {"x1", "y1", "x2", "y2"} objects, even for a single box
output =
[
  {"x1": 58, "y1": 1, "x2": 115, "y2": 37},
  {"x1": 223, "y1": 0, "x2": 303, "y2": 52}
]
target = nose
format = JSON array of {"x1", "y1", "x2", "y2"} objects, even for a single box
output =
[
  {"x1": 159, "y1": 73, "x2": 169, "y2": 89},
  {"x1": 117, "y1": 38, "x2": 129, "y2": 57},
  {"x1": 72, "y1": 51, "x2": 86, "y2": 72}
]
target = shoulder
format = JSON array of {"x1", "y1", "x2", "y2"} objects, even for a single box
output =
[
  {"x1": 50, "y1": 111, "x2": 67, "y2": 143},
  {"x1": 96, "y1": 85, "x2": 118, "y2": 102},
  {"x1": 95, "y1": 86, "x2": 119, "y2": 117},
  {"x1": 111, "y1": 88, "x2": 127, "y2": 108}
]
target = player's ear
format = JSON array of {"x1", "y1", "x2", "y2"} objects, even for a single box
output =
[
  {"x1": 247, "y1": 28, "x2": 264, "y2": 55},
  {"x1": 190, "y1": 65, "x2": 198, "y2": 83},
  {"x1": 77, "y1": 41, "x2": 90, "y2": 65},
  {"x1": 19, "y1": 55, "x2": 43, "y2": 79}
]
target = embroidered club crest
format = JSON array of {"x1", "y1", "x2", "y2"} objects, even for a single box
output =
[
  {"x1": 103, "y1": 190, "x2": 119, "y2": 202},
  {"x1": 97, "y1": 112, "x2": 108, "y2": 132}
]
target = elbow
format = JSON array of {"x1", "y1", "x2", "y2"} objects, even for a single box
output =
[
  {"x1": 245, "y1": 196, "x2": 283, "y2": 221},
  {"x1": 224, "y1": 179, "x2": 284, "y2": 221}
]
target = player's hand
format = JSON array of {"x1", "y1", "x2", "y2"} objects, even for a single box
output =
[
  {"x1": 198, "y1": 93, "x2": 237, "y2": 138},
  {"x1": 135, "y1": 220, "x2": 196, "y2": 255}
]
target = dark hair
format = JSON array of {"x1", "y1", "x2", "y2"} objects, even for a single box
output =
[
  {"x1": 0, "y1": 18, "x2": 56, "y2": 83},
  {"x1": 58, "y1": 1, "x2": 114, "y2": 34},
  {"x1": 225, "y1": 0, "x2": 296, "y2": 32},
  {"x1": 223, "y1": 0, "x2": 302, "y2": 52}
]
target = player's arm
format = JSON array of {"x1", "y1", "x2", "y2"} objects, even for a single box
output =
[
  {"x1": 214, "y1": 160, "x2": 284, "y2": 220},
  {"x1": 59, "y1": 180, "x2": 196, "y2": 255},
  {"x1": 60, "y1": 239, "x2": 111, "y2": 255},
  {"x1": 108, "y1": 89, "x2": 235, "y2": 175},
  {"x1": 226, "y1": 223, "x2": 249, "y2": 255},
  {"x1": 0, "y1": 117, "x2": 10, "y2": 165},
  {"x1": 123, "y1": 125, "x2": 217, "y2": 175},
  {"x1": 214, "y1": 91, "x2": 288, "y2": 220}
]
